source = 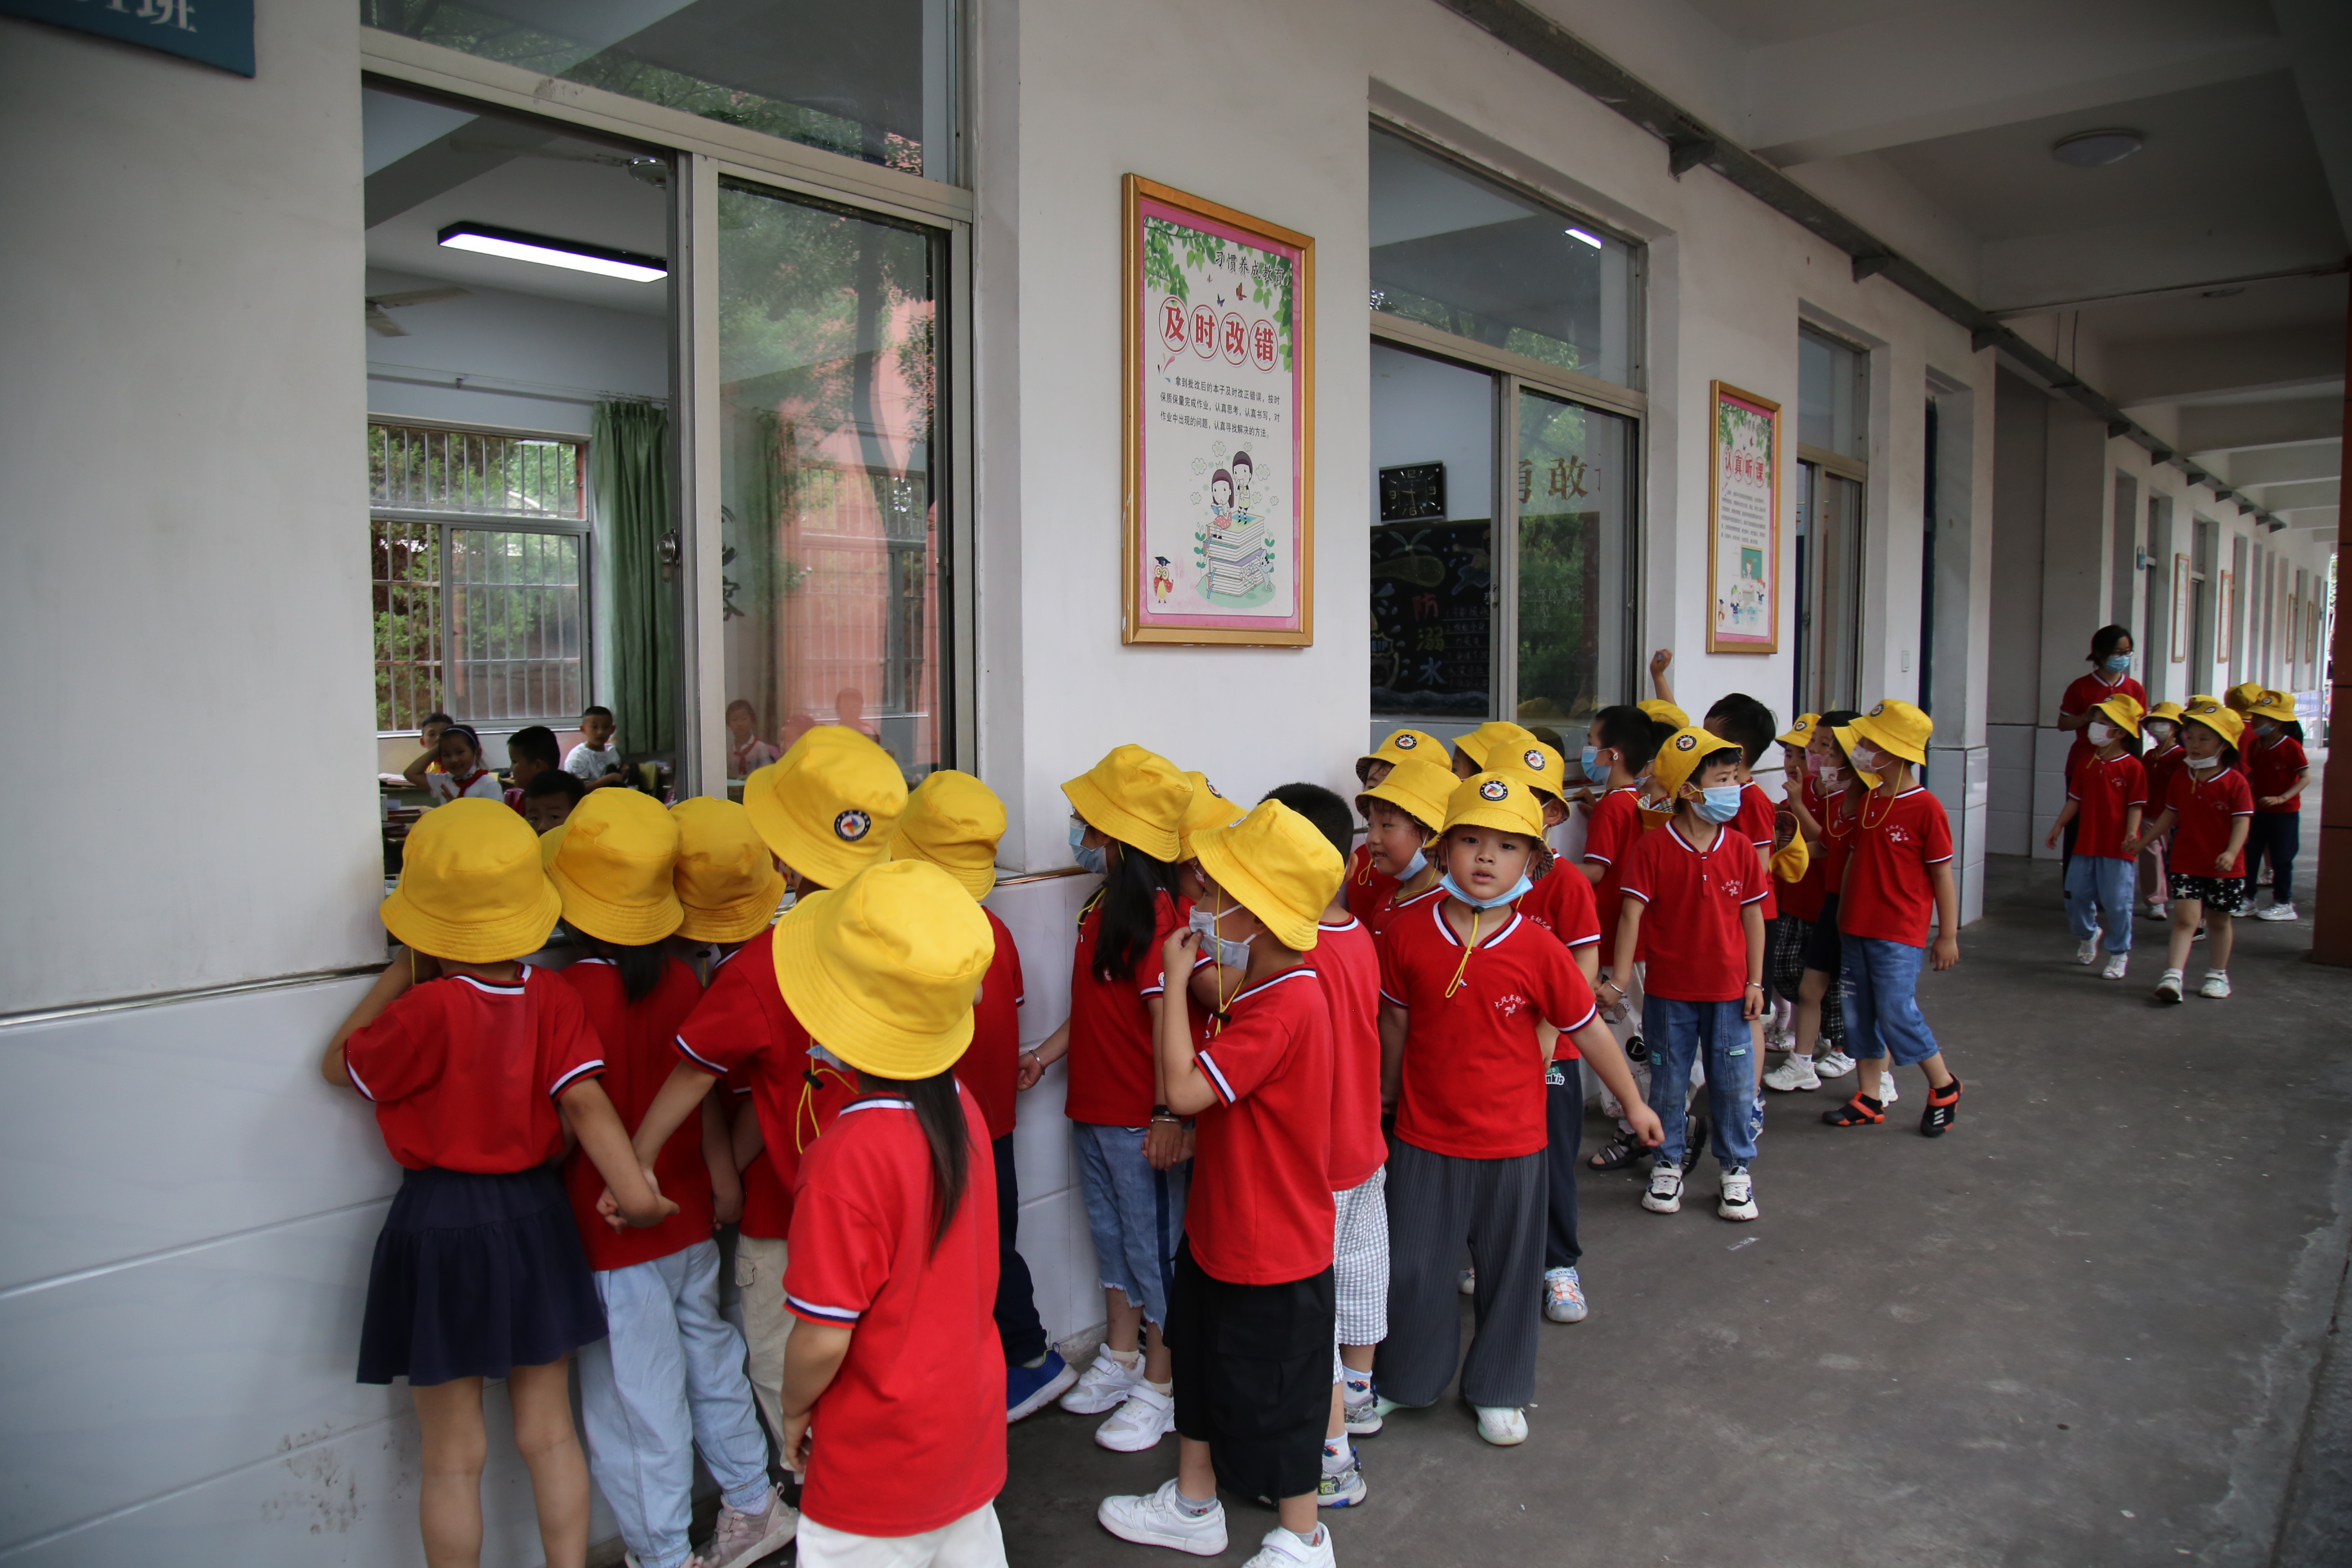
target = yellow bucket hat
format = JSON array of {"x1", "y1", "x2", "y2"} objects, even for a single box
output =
[
  {"x1": 772, "y1": 860, "x2": 994, "y2": 1081},
  {"x1": 1191, "y1": 799, "x2": 1346, "y2": 952},
  {"x1": 2148, "y1": 700, "x2": 2186, "y2": 725},
  {"x1": 546, "y1": 787, "x2": 686, "y2": 946},
  {"x1": 1063, "y1": 744, "x2": 1191, "y2": 863},
  {"x1": 1778, "y1": 713, "x2": 1821, "y2": 749},
  {"x1": 2248, "y1": 690, "x2": 2297, "y2": 725},
  {"x1": 382, "y1": 798, "x2": 563, "y2": 963},
  {"x1": 1638, "y1": 698, "x2": 1690, "y2": 730},
  {"x1": 1495, "y1": 738, "x2": 1567, "y2": 805},
  {"x1": 2224, "y1": 681, "x2": 2264, "y2": 714},
  {"x1": 670, "y1": 797, "x2": 787, "y2": 943},
  {"x1": 1455, "y1": 720, "x2": 1540, "y2": 773},
  {"x1": 2182, "y1": 696, "x2": 2245, "y2": 748},
  {"x1": 1651, "y1": 726, "x2": 1742, "y2": 800},
  {"x1": 1357, "y1": 756, "x2": 1456, "y2": 836},
  {"x1": 889, "y1": 770, "x2": 1008, "y2": 901},
  {"x1": 2091, "y1": 692, "x2": 2145, "y2": 737},
  {"x1": 1441, "y1": 771, "x2": 1546, "y2": 839},
  {"x1": 1847, "y1": 699, "x2": 1934, "y2": 766},
  {"x1": 1177, "y1": 771, "x2": 1248, "y2": 861},
  {"x1": 743, "y1": 726, "x2": 908, "y2": 890},
  {"x1": 1357, "y1": 727, "x2": 1443, "y2": 783}
]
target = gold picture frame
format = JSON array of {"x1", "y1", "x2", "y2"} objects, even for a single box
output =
[{"x1": 1707, "y1": 380, "x2": 1781, "y2": 654}]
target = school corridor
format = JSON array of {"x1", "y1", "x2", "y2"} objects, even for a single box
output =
[{"x1": 994, "y1": 778, "x2": 2352, "y2": 1568}]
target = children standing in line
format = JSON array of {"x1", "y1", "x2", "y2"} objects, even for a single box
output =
[
  {"x1": 1763, "y1": 711, "x2": 1860, "y2": 1093},
  {"x1": 1578, "y1": 703, "x2": 1664, "y2": 1171},
  {"x1": 1818, "y1": 701, "x2": 1966, "y2": 1135},
  {"x1": 546, "y1": 791, "x2": 793, "y2": 1568},
  {"x1": 2242, "y1": 691, "x2": 2309, "y2": 921},
  {"x1": 1024, "y1": 745, "x2": 1196, "y2": 1449},
  {"x1": 1602, "y1": 728, "x2": 1769, "y2": 1220},
  {"x1": 1346, "y1": 730, "x2": 1442, "y2": 921},
  {"x1": 890, "y1": 769, "x2": 1079, "y2": 1420},
  {"x1": 1375, "y1": 774, "x2": 1659, "y2": 1446},
  {"x1": 2126, "y1": 697, "x2": 2253, "y2": 1003},
  {"x1": 567, "y1": 705, "x2": 626, "y2": 790},
  {"x1": 504, "y1": 725, "x2": 562, "y2": 812},
  {"x1": 2044, "y1": 693, "x2": 2146, "y2": 979},
  {"x1": 2138, "y1": 702, "x2": 2187, "y2": 919},
  {"x1": 1097, "y1": 801, "x2": 1343, "y2": 1568},
  {"x1": 2055, "y1": 627, "x2": 2146, "y2": 873},
  {"x1": 771, "y1": 862, "x2": 1011, "y2": 1568},
  {"x1": 323, "y1": 799, "x2": 674, "y2": 1568}
]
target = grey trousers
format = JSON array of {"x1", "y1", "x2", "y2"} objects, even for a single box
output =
[{"x1": 1373, "y1": 1137, "x2": 1546, "y2": 1409}]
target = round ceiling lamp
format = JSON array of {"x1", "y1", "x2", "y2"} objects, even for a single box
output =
[{"x1": 2052, "y1": 129, "x2": 2144, "y2": 168}]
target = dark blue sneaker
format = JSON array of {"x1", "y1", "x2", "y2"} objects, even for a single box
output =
[{"x1": 1006, "y1": 1349, "x2": 1078, "y2": 1422}]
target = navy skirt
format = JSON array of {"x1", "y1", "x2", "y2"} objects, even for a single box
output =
[{"x1": 357, "y1": 1165, "x2": 606, "y2": 1386}]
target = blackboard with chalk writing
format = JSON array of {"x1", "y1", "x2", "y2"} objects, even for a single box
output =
[{"x1": 1369, "y1": 519, "x2": 1491, "y2": 716}]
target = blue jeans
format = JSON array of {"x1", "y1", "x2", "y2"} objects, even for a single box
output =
[
  {"x1": 2064, "y1": 855, "x2": 2137, "y2": 952},
  {"x1": 1643, "y1": 997, "x2": 1759, "y2": 1168},
  {"x1": 1841, "y1": 936, "x2": 1941, "y2": 1068},
  {"x1": 577, "y1": 1240, "x2": 772, "y2": 1568},
  {"x1": 1073, "y1": 1121, "x2": 1189, "y2": 1329},
  {"x1": 993, "y1": 1133, "x2": 1049, "y2": 1364}
]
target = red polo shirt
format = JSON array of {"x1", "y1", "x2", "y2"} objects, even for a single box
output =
[
  {"x1": 954, "y1": 907, "x2": 1024, "y2": 1141},
  {"x1": 2167, "y1": 765, "x2": 2255, "y2": 877},
  {"x1": 1581, "y1": 786, "x2": 1645, "y2": 967},
  {"x1": 2067, "y1": 752, "x2": 2148, "y2": 861},
  {"x1": 784, "y1": 1090, "x2": 1004, "y2": 1537},
  {"x1": 1734, "y1": 778, "x2": 1779, "y2": 921},
  {"x1": 2142, "y1": 744, "x2": 2185, "y2": 834},
  {"x1": 1063, "y1": 888, "x2": 1190, "y2": 1126},
  {"x1": 2059, "y1": 672, "x2": 2146, "y2": 783},
  {"x1": 1779, "y1": 774, "x2": 1833, "y2": 923},
  {"x1": 1191, "y1": 965, "x2": 1336, "y2": 1284},
  {"x1": 1342, "y1": 842, "x2": 1400, "y2": 925},
  {"x1": 1618, "y1": 818, "x2": 1765, "y2": 1003},
  {"x1": 1518, "y1": 858, "x2": 1598, "y2": 1060},
  {"x1": 2247, "y1": 733, "x2": 2308, "y2": 813},
  {"x1": 1838, "y1": 788, "x2": 1954, "y2": 946},
  {"x1": 344, "y1": 968, "x2": 603, "y2": 1173},
  {"x1": 558, "y1": 956, "x2": 714, "y2": 1271},
  {"x1": 1313, "y1": 917, "x2": 1385, "y2": 1192},
  {"x1": 1379, "y1": 897, "x2": 1597, "y2": 1161}
]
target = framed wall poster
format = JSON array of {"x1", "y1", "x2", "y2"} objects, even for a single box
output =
[
  {"x1": 1123, "y1": 175, "x2": 1314, "y2": 645},
  {"x1": 2171, "y1": 554, "x2": 2191, "y2": 661},
  {"x1": 1707, "y1": 380, "x2": 1781, "y2": 653}
]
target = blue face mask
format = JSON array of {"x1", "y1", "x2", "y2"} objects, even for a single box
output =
[
  {"x1": 1396, "y1": 845, "x2": 1428, "y2": 880},
  {"x1": 1694, "y1": 785, "x2": 1744, "y2": 824},
  {"x1": 1439, "y1": 870, "x2": 1533, "y2": 910},
  {"x1": 1069, "y1": 820, "x2": 1108, "y2": 876},
  {"x1": 2104, "y1": 652, "x2": 2132, "y2": 672},
  {"x1": 1580, "y1": 745, "x2": 1612, "y2": 784}
]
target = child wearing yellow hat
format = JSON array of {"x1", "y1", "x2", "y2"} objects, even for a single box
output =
[
  {"x1": 1373, "y1": 774, "x2": 1659, "y2": 1449},
  {"x1": 2043, "y1": 692, "x2": 2148, "y2": 980},
  {"x1": 1344, "y1": 731, "x2": 1440, "y2": 916},
  {"x1": 2137, "y1": 702, "x2": 2188, "y2": 919},
  {"x1": 2056, "y1": 627, "x2": 2147, "y2": 874},
  {"x1": 1571, "y1": 705, "x2": 1668, "y2": 1173},
  {"x1": 1450, "y1": 719, "x2": 1542, "y2": 780},
  {"x1": 319, "y1": 799, "x2": 674, "y2": 1568},
  {"x1": 1023, "y1": 744, "x2": 1195, "y2": 1447},
  {"x1": 1350, "y1": 755, "x2": 1454, "y2": 932},
  {"x1": 2124, "y1": 698, "x2": 2253, "y2": 1001},
  {"x1": 765, "y1": 861, "x2": 1013, "y2": 1567},
  {"x1": 2240, "y1": 690, "x2": 2309, "y2": 921},
  {"x1": 546, "y1": 792, "x2": 795, "y2": 1568},
  {"x1": 1097, "y1": 799, "x2": 1346, "y2": 1563},
  {"x1": 1761, "y1": 710, "x2": 1861, "y2": 1094},
  {"x1": 1817, "y1": 701, "x2": 1966, "y2": 1136}
]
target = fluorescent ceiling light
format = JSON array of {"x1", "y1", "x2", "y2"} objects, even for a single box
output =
[
  {"x1": 436, "y1": 222, "x2": 667, "y2": 282},
  {"x1": 1565, "y1": 227, "x2": 1603, "y2": 248},
  {"x1": 2050, "y1": 129, "x2": 2143, "y2": 168}
]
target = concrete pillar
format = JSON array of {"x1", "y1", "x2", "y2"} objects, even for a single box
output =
[
  {"x1": 2028, "y1": 401, "x2": 2115, "y2": 860},
  {"x1": 2312, "y1": 286, "x2": 2351, "y2": 968},
  {"x1": 1923, "y1": 376, "x2": 1992, "y2": 924},
  {"x1": 1985, "y1": 369, "x2": 2046, "y2": 858}
]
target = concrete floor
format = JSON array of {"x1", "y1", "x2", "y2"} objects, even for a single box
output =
[{"x1": 995, "y1": 796, "x2": 2352, "y2": 1567}]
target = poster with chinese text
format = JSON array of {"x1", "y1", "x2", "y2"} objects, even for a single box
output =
[
  {"x1": 1124, "y1": 176, "x2": 1314, "y2": 645},
  {"x1": 1707, "y1": 381, "x2": 1781, "y2": 653}
]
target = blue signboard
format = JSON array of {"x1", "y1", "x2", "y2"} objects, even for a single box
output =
[{"x1": 1, "y1": 0, "x2": 254, "y2": 77}]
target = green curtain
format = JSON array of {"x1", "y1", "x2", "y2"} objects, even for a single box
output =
[{"x1": 591, "y1": 400, "x2": 678, "y2": 758}]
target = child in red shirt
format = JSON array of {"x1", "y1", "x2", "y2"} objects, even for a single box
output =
[
  {"x1": 1098, "y1": 800, "x2": 1344, "y2": 1565},
  {"x1": 1763, "y1": 710, "x2": 1863, "y2": 1093},
  {"x1": 2137, "y1": 703, "x2": 2188, "y2": 919},
  {"x1": 2242, "y1": 691, "x2": 2311, "y2": 921},
  {"x1": 770, "y1": 862, "x2": 1010, "y2": 1568},
  {"x1": 1346, "y1": 729, "x2": 1442, "y2": 918},
  {"x1": 1577, "y1": 703, "x2": 1665, "y2": 1172},
  {"x1": 1605, "y1": 728, "x2": 1769, "y2": 1220},
  {"x1": 1818, "y1": 701, "x2": 1966, "y2": 1136},
  {"x1": 1377, "y1": 774, "x2": 1657, "y2": 1448},
  {"x1": 2055, "y1": 625, "x2": 2147, "y2": 872},
  {"x1": 2126, "y1": 698, "x2": 2255, "y2": 1002},
  {"x1": 1352, "y1": 756, "x2": 1454, "y2": 939},
  {"x1": 322, "y1": 800, "x2": 672, "y2": 1568},
  {"x1": 546, "y1": 792, "x2": 791, "y2": 1568},
  {"x1": 2044, "y1": 692, "x2": 2148, "y2": 980}
]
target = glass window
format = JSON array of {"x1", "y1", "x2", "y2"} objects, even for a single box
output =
[
  {"x1": 1798, "y1": 328, "x2": 1867, "y2": 460},
  {"x1": 1516, "y1": 389, "x2": 1633, "y2": 727},
  {"x1": 718, "y1": 179, "x2": 948, "y2": 785},
  {"x1": 1794, "y1": 463, "x2": 1863, "y2": 714},
  {"x1": 1369, "y1": 126, "x2": 1635, "y2": 386},
  {"x1": 1369, "y1": 343, "x2": 1494, "y2": 718},
  {"x1": 361, "y1": 0, "x2": 962, "y2": 182}
]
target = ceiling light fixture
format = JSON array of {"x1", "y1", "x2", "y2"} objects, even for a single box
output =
[
  {"x1": 1565, "y1": 227, "x2": 1603, "y2": 248},
  {"x1": 436, "y1": 222, "x2": 667, "y2": 282},
  {"x1": 2051, "y1": 129, "x2": 2144, "y2": 168}
]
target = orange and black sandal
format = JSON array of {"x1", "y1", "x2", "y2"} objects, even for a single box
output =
[
  {"x1": 1919, "y1": 1077, "x2": 1963, "y2": 1137},
  {"x1": 1823, "y1": 1092, "x2": 1884, "y2": 1127}
]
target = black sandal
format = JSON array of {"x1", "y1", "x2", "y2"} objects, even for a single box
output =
[{"x1": 1588, "y1": 1130, "x2": 1645, "y2": 1170}]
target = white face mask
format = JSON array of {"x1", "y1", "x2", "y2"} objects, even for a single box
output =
[
  {"x1": 1187, "y1": 904, "x2": 1255, "y2": 968},
  {"x1": 2145, "y1": 721, "x2": 2174, "y2": 743},
  {"x1": 2086, "y1": 721, "x2": 2115, "y2": 746},
  {"x1": 2186, "y1": 752, "x2": 2223, "y2": 771}
]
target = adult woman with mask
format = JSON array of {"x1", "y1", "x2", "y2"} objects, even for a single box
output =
[{"x1": 2055, "y1": 625, "x2": 2146, "y2": 874}]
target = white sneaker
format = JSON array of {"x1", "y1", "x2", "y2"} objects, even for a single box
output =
[
  {"x1": 1718, "y1": 1164, "x2": 1758, "y2": 1222},
  {"x1": 2100, "y1": 952, "x2": 2129, "y2": 980},
  {"x1": 1763, "y1": 1055, "x2": 1819, "y2": 1092},
  {"x1": 2257, "y1": 902, "x2": 2299, "y2": 922},
  {"x1": 2200, "y1": 970, "x2": 2231, "y2": 999},
  {"x1": 1877, "y1": 1071, "x2": 1900, "y2": 1106},
  {"x1": 1475, "y1": 1406, "x2": 1529, "y2": 1446},
  {"x1": 1542, "y1": 1266, "x2": 1587, "y2": 1323},
  {"x1": 1094, "y1": 1382, "x2": 1175, "y2": 1451},
  {"x1": 1816, "y1": 1049, "x2": 1857, "y2": 1079},
  {"x1": 1456, "y1": 1266, "x2": 1476, "y2": 1296},
  {"x1": 703, "y1": 1486, "x2": 796, "y2": 1568},
  {"x1": 2075, "y1": 935, "x2": 2099, "y2": 964},
  {"x1": 2155, "y1": 969, "x2": 2184, "y2": 1003},
  {"x1": 1643, "y1": 1162, "x2": 1683, "y2": 1213},
  {"x1": 1099, "y1": 1480, "x2": 1228, "y2": 1556},
  {"x1": 1243, "y1": 1524, "x2": 1336, "y2": 1567},
  {"x1": 1060, "y1": 1346, "x2": 1143, "y2": 1415},
  {"x1": 1317, "y1": 1460, "x2": 1366, "y2": 1508}
]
